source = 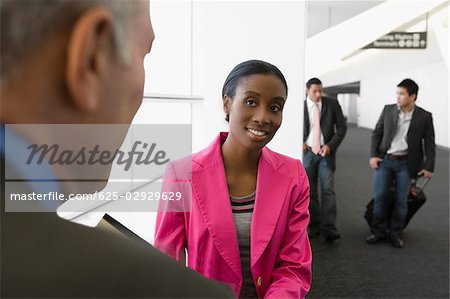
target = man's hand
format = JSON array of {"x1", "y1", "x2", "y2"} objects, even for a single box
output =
[
  {"x1": 410, "y1": 185, "x2": 417, "y2": 197},
  {"x1": 370, "y1": 157, "x2": 382, "y2": 169},
  {"x1": 303, "y1": 144, "x2": 308, "y2": 151},
  {"x1": 319, "y1": 145, "x2": 331, "y2": 157},
  {"x1": 418, "y1": 169, "x2": 433, "y2": 178}
]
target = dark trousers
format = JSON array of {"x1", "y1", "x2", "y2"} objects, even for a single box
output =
[
  {"x1": 371, "y1": 157, "x2": 411, "y2": 238},
  {"x1": 303, "y1": 150, "x2": 336, "y2": 228}
]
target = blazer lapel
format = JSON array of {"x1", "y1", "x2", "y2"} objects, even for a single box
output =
[
  {"x1": 320, "y1": 98, "x2": 328, "y2": 121},
  {"x1": 407, "y1": 106, "x2": 419, "y2": 138},
  {"x1": 250, "y1": 148, "x2": 292, "y2": 268},
  {"x1": 387, "y1": 105, "x2": 399, "y2": 144},
  {"x1": 191, "y1": 135, "x2": 241, "y2": 279},
  {"x1": 191, "y1": 135, "x2": 293, "y2": 277},
  {"x1": 304, "y1": 100, "x2": 310, "y2": 137}
]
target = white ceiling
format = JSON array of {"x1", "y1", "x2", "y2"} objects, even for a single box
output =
[{"x1": 307, "y1": 0, "x2": 385, "y2": 37}]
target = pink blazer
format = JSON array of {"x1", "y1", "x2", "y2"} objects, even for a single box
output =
[{"x1": 154, "y1": 132, "x2": 312, "y2": 298}]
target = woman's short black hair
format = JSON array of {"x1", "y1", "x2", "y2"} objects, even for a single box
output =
[{"x1": 222, "y1": 60, "x2": 288, "y2": 100}]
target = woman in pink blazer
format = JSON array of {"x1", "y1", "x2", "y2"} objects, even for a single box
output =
[{"x1": 155, "y1": 60, "x2": 312, "y2": 298}]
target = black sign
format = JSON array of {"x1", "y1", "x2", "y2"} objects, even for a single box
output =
[{"x1": 363, "y1": 32, "x2": 427, "y2": 49}]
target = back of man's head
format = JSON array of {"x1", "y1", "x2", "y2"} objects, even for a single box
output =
[
  {"x1": 1, "y1": 0, "x2": 153, "y2": 125},
  {"x1": 2, "y1": 0, "x2": 136, "y2": 86}
]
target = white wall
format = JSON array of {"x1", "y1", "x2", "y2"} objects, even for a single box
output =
[
  {"x1": 144, "y1": 1, "x2": 192, "y2": 96},
  {"x1": 337, "y1": 93, "x2": 358, "y2": 124},
  {"x1": 318, "y1": 5, "x2": 449, "y2": 147},
  {"x1": 306, "y1": 1, "x2": 383, "y2": 38},
  {"x1": 191, "y1": 1, "x2": 306, "y2": 157}
]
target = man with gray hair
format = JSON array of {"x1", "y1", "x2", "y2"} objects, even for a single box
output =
[{"x1": 1, "y1": 0, "x2": 232, "y2": 297}]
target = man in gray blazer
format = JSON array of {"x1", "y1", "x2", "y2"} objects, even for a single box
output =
[
  {"x1": 1, "y1": 0, "x2": 232, "y2": 297},
  {"x1": 303, "y1": 78, "x2": 347, "y2": 243},
  {"x1": 367, "y1": 78, "x2": 436, "y2": 248}
]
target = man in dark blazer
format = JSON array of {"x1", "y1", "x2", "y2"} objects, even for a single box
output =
[
  {"x1": 303, "y1": 78, "x2": 347, "y2": 242},
  {"x1": 367, "y1": 78, "x2": 435, "y2": 248},
  {"x1": 0, "y1": 0, "x2": 232, "y2": 297},
  {"x1": 1, "y1": 159, "x2": 233, "y2": 298}
]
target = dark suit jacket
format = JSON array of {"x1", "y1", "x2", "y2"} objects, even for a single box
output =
[
  {"x1": 371, "y1": 104, "x2": 436, "y2": 178},
  {"x1": 303, "y1": 97, "x2": 347, "y2": 171},
  {"x1": 1, "y1": 158, "x2": 233, "y2": 298}
]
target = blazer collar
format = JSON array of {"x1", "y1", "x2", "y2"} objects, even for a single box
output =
[
  {"x1": 407, "y1": 105, "x2": 420, "y2": 137},
  {"x1": 306, "y1": 96, "x2": 321, "y2": 108},
  {"x1": 320, "y1": 97, "x2": 328, "y2": 118},
  {"x1": 191, "y1": 133, "x2": 291, "y2": 279},
  {"x1": 304, "y1": 100, "x2": 310, "y2": 128}
]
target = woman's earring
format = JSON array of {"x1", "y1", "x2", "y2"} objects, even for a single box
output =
[{"x1": 225, "y1": 114, "x2": 229, "y2": 122}]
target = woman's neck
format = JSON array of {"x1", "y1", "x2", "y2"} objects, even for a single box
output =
[{"x1": 221, "y1": 134, "x2": 260, "y2": 174}]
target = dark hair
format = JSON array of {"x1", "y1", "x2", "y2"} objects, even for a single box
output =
[
  {"x1": 397, "y1": 78, "x2": 419, "y2": 101},
  {"x1": 222, "y1": 60, "x2": 288, "y2": 100},
  {"x1": 306, "y1": 77, "x2": 322, "y2": 89}
]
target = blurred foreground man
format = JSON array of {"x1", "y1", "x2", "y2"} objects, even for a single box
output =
[{"x1": 0, "y1": 0, "x2": 232, "y2": 297}]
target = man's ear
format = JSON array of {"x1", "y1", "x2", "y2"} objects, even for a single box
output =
[
  {"x1": 66, "y1": 7, "x2": 114, "y2": 113},
  {"x1": 223, "y1": 95, "x2": 232, "y2": 115}
]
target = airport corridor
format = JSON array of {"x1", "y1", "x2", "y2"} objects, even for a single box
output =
[{"x1": 308, "y1": 124, "x2": 449, "y2": 298}]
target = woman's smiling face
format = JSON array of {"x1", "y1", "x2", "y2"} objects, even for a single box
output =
[{"x1": 224, "y1": 74, "x2": 287, "y2": 150}]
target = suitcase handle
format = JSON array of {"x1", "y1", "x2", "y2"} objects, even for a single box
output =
[
  {"x1": 413, "y1": 175, "x2": 430, "y2": 192},
  {"x1": 410, "y1": 175, "x2": 430, "y2": 198}
]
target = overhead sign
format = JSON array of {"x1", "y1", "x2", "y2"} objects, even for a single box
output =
[{"x1": 363, "y1": 32, "x2": 427, "y2": 49}]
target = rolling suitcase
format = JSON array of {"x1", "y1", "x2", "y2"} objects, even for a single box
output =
[{"x1": 364, "y1": 176, "x2": 430, "y2": 229}]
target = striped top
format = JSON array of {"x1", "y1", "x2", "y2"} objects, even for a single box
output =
[
  {"x1": 230, "y1": 192, "x2": 258, "y2": 298},
  {"x1": 230, "y1": 191, "x2": 255, "y2": 213}
]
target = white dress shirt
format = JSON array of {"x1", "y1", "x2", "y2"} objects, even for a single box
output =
[
  {"x1": 387, "y1": 105, "x2": 414, "y2": 155},
  {"x1": 306, "y1": 96, "x2": 325, "y2": 147}
]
